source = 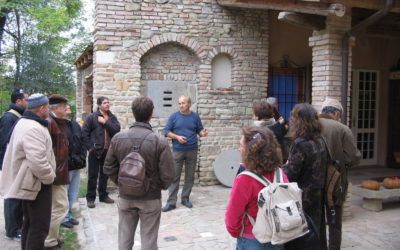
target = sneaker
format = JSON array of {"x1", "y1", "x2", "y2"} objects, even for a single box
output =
[
  {"x1": 61, "y1": 221, "x2": 74, "y2": 228},
  {"x1": 161, "y1": 204, "x2": 176, "y2": 212},
  {"x1": 99, "y1": 196, "x2": 114, "y2": 204},
  {"x1": 181, "y1": 200, "x2": 193, "y2": 208},
  {"x1": 68, "y1": 218, "x2": 79, "y2": 225},
  {"x1": 5, "y1": 233, "x2": 21, "y2": 242},
  {"x1": 87, "y1": 200, "x2": 95, "y2": 208}
]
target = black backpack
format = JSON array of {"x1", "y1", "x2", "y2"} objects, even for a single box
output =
[{"x1": 118, "y1": 132, "x2": 152, "y2": 196}]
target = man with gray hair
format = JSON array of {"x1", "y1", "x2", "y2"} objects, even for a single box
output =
[
  {"x1": 266, "y1": 97, "x2": 281, "y2": 121},
  {"x1": 320, "y1": 97, "x2": 361, "y2": 250},
  {"x1": 0, "y1": 93, "x2": 56, "y2": 250},
  {"x1": 162, "y1": 95, "x2": 208, "y2": 212},
  {"x1": 45, "y1": 94, "x2": 70, "y2": 250}
]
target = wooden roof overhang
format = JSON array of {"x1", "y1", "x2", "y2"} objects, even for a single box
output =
[
  {"x1": 75, "y1": 45, "x2": 93, "y2": 70},
  {"x1": 217, "y1": 0, "x2": 400, "y2": 35}
]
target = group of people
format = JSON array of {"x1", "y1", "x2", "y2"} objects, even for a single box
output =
[
  {"x1": 0, "y1": 89, "x2": 361, "y2": 250},
  {"x1": 226, "y1": 98, "x2": 361, "y2": 250},
  {"x1": 0, "y1": 91, "x2": 120, "y2": 249},
  {"x1": 0, "y1": 91, "x2": 206, "y2": 250}
]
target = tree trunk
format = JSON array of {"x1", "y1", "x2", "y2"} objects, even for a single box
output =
[
  {"x1": 0, "y1": 8, "x2": 11, "y2": 56},
  {"x1": 14, "y1": 9, "x2": 21, "y2": 88}
]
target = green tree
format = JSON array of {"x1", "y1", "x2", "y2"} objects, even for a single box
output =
[{"x1": 0, "y1": 0, "x2": 90, "y2": 101}]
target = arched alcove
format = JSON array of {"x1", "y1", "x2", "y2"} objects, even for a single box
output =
[{"x1": 212, "y1": 53, "x2": 232, "y2": 89}]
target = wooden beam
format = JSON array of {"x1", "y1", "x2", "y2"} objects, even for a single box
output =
[
  {"x1": 278, "y1": 11, "x2": 326, "y2": 30},
  {"x1": 217, "y1": 0, "x2": 346, "y2": 16},
  {"x1": 327, "y1": 0, "x2": 400, "y2": 13}
]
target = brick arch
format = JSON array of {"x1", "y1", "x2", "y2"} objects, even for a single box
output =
[
  {"x1": 132, "y1": 33, "x2": 209, "y2": 64},
  {"x1": 207, "y1": 46, "x2": 240, "y2": 64}
]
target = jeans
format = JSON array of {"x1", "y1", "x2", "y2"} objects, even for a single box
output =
[
  {"x1": 236, "y1": 237, "x2": 283, "y2": 250},
  {"x1": 87, "y1": 151, "x2": 109, "y2": 201},
  {"x1": 166, "y1": 150, "x2": 197, "y2": 205},
  {"x1": 64, "y1": 170, "x2": 80, "y2": 222},
  {"x1": 4, "y1": 198, "x2": 23, "y2": 237}
]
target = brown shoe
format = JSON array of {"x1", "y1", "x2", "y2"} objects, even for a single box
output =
[
  {"x1": 100, "y1": 197, "x2": 114, "y2": 204},
  {"x1": 87, "y1": 201, "x2": 95, "y2": 208}
]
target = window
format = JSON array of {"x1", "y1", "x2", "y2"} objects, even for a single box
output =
[
  {"x1": 268, "y1": 67, "x2": 305, "y2": 119},
  {"x1": 212, "y1": 54, "x2": 232, "y2": 89}
]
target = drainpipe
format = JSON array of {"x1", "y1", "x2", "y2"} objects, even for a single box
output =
[{"x1": 341, "y1": 0, "x2": 393, "y2": 125}]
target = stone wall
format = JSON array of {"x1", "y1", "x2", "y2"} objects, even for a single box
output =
[{"x1": 93, "y1": 0, "x2": 269, "y2": 185}]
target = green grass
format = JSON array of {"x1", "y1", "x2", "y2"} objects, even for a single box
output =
[
  {"x1": 78, "y1": 176, "x2": 87, "y2": 198},
  {"x1": 60, "y1": 226, "x2": 80, "y2": 250}
]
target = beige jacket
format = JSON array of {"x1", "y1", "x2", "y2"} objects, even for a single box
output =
[{"x1": 0, "y1": 118, "x2": 56, "y2": 200}]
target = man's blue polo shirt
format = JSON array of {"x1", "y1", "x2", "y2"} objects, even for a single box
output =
[{"x1": 164, "y1": 111, "x2": 204, "y2": 152}]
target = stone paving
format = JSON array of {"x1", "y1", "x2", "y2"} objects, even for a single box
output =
[
  {"x1": 1, "y1": 168, "x2": 400, "y2": 250},
  {"x1": 78, "y1": 184, "x2": 400, "y2": 250}
]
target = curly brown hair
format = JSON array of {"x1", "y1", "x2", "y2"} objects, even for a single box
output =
[
  {"x1": 253, "y1": 101, "x2": 274, "y2": 120},
  {"x1": 290, "y1": 103, "x2": 322, "y2": 140},
  {"x1": 241, "y1": 126, "x2": 282, "y2": 175}
]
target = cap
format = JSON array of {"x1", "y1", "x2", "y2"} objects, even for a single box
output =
[
  {"x1": 27, "y1": 93, "x2": 49, "y2": 109},
  {"x1": 48, "y1": 94, "x2": 69, "y2": 105},
  {"x1": 322, "y1": 97, "x2": 343, "y2": 112}
]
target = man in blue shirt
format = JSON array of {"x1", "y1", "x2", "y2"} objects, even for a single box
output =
[{"x1": 162, "y1": 96, "x2": 208, "y2": 212}]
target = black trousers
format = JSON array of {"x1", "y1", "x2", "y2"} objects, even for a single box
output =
[
  {"x1": 86, "y1": 151, "x2": 109, "y2": 201},
  {"x1": 4, "y1": 198, "x2": 23, "y2": 237},
  {"x1": 326, "y1": 205, "x2": 343, "y2": 250},
  {"x1": 21, "y1": 184, "x2": 52, "y2": 250}
]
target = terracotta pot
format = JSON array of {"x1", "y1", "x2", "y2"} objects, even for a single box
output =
[{"x1": 361, "y1": 180, "x2": 380, "y2": 190}]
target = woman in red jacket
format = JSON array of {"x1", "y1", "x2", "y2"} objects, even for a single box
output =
[{"x1": 225, "y1": 126, "x2": 288, "y2": 250}]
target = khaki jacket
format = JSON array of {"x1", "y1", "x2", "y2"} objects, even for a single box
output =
[
  {"x1": 0, "y1": 118, "x2": 56, "y2": 200},
  {"x1": 104, "y1": 122, "x2": 175, "y2": 200},
  {"x1": 320, "y1": 116, "x2": 361, "y2": 168}
]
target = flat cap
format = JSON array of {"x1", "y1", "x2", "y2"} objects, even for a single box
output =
[
  {"x1": 48, "y1": 94, "x2": 69, "y2": 105},
  {"x1": 27, "y1": 93, "x2": 49, "y2": 109},
  {"x1": 322, "y1": 97, "x2": 343, "y2": 112}
]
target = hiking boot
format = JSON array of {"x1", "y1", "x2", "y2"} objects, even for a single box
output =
[
  {"x1": 61, "y1": 221, "x2": 74, "y2": 229},
  {"x1": 100, "y1": 197, "x2": 114, "y2": 204},
  {"x1": 87, "y1": 201, "x2": 95, "y2": 208},
  {"x1": 181, "y1": 200, "x2": 193, "y2": 208},
  {"x1": 161, "y1": 204, "x2": 176, "y2": 212}
]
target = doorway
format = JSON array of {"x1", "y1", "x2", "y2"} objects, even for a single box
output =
[{"x1": 351, "y1": 70, "x2": 379, "y2": 165}]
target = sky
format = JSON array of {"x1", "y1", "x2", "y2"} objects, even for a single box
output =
[{"x1": 82, "y1": 0, "x2": 95, "y2": 33}]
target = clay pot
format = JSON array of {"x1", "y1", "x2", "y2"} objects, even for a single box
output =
[
  {"x1": 361, "y1": 180, "x2": 380, "y2": 190},
  {"x1": 383, "y1": 177, "x2": 400, "y2": 189}
]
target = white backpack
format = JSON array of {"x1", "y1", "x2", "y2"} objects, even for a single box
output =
[{"x1": 239, "y1": 169, "x2": 309, "y2": 245}]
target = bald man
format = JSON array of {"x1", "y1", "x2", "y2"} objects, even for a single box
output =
[{"x1": 162, "y1": 96, "x2": 208, "y2": 212}]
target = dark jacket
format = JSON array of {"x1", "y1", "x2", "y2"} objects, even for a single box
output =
[
  {"x1": 66, "y1": 119, "x2": 86, "y2": 171},
  {"x1": 0, "y1": 104, "x2": 25, "y2": 170},
  {"x1": 82, "y1": 110, "x2": 120, "y2": 158},
  {"x1": 282, "y1": 136, "x2": 328, "y2": 250},
  {"x1": 104, "y1": 122, "x2": 175, "y2": 200},
  {"x1": 48, "y1": 113, "x2": 70, "y2": 185},
  {"x1": 254, "y1": 118, "x2": 289, "y2": 161}
]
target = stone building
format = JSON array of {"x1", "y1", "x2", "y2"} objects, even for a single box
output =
[{"x1": 76, "y1": 0, "x2": 400, "y2": 186}]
